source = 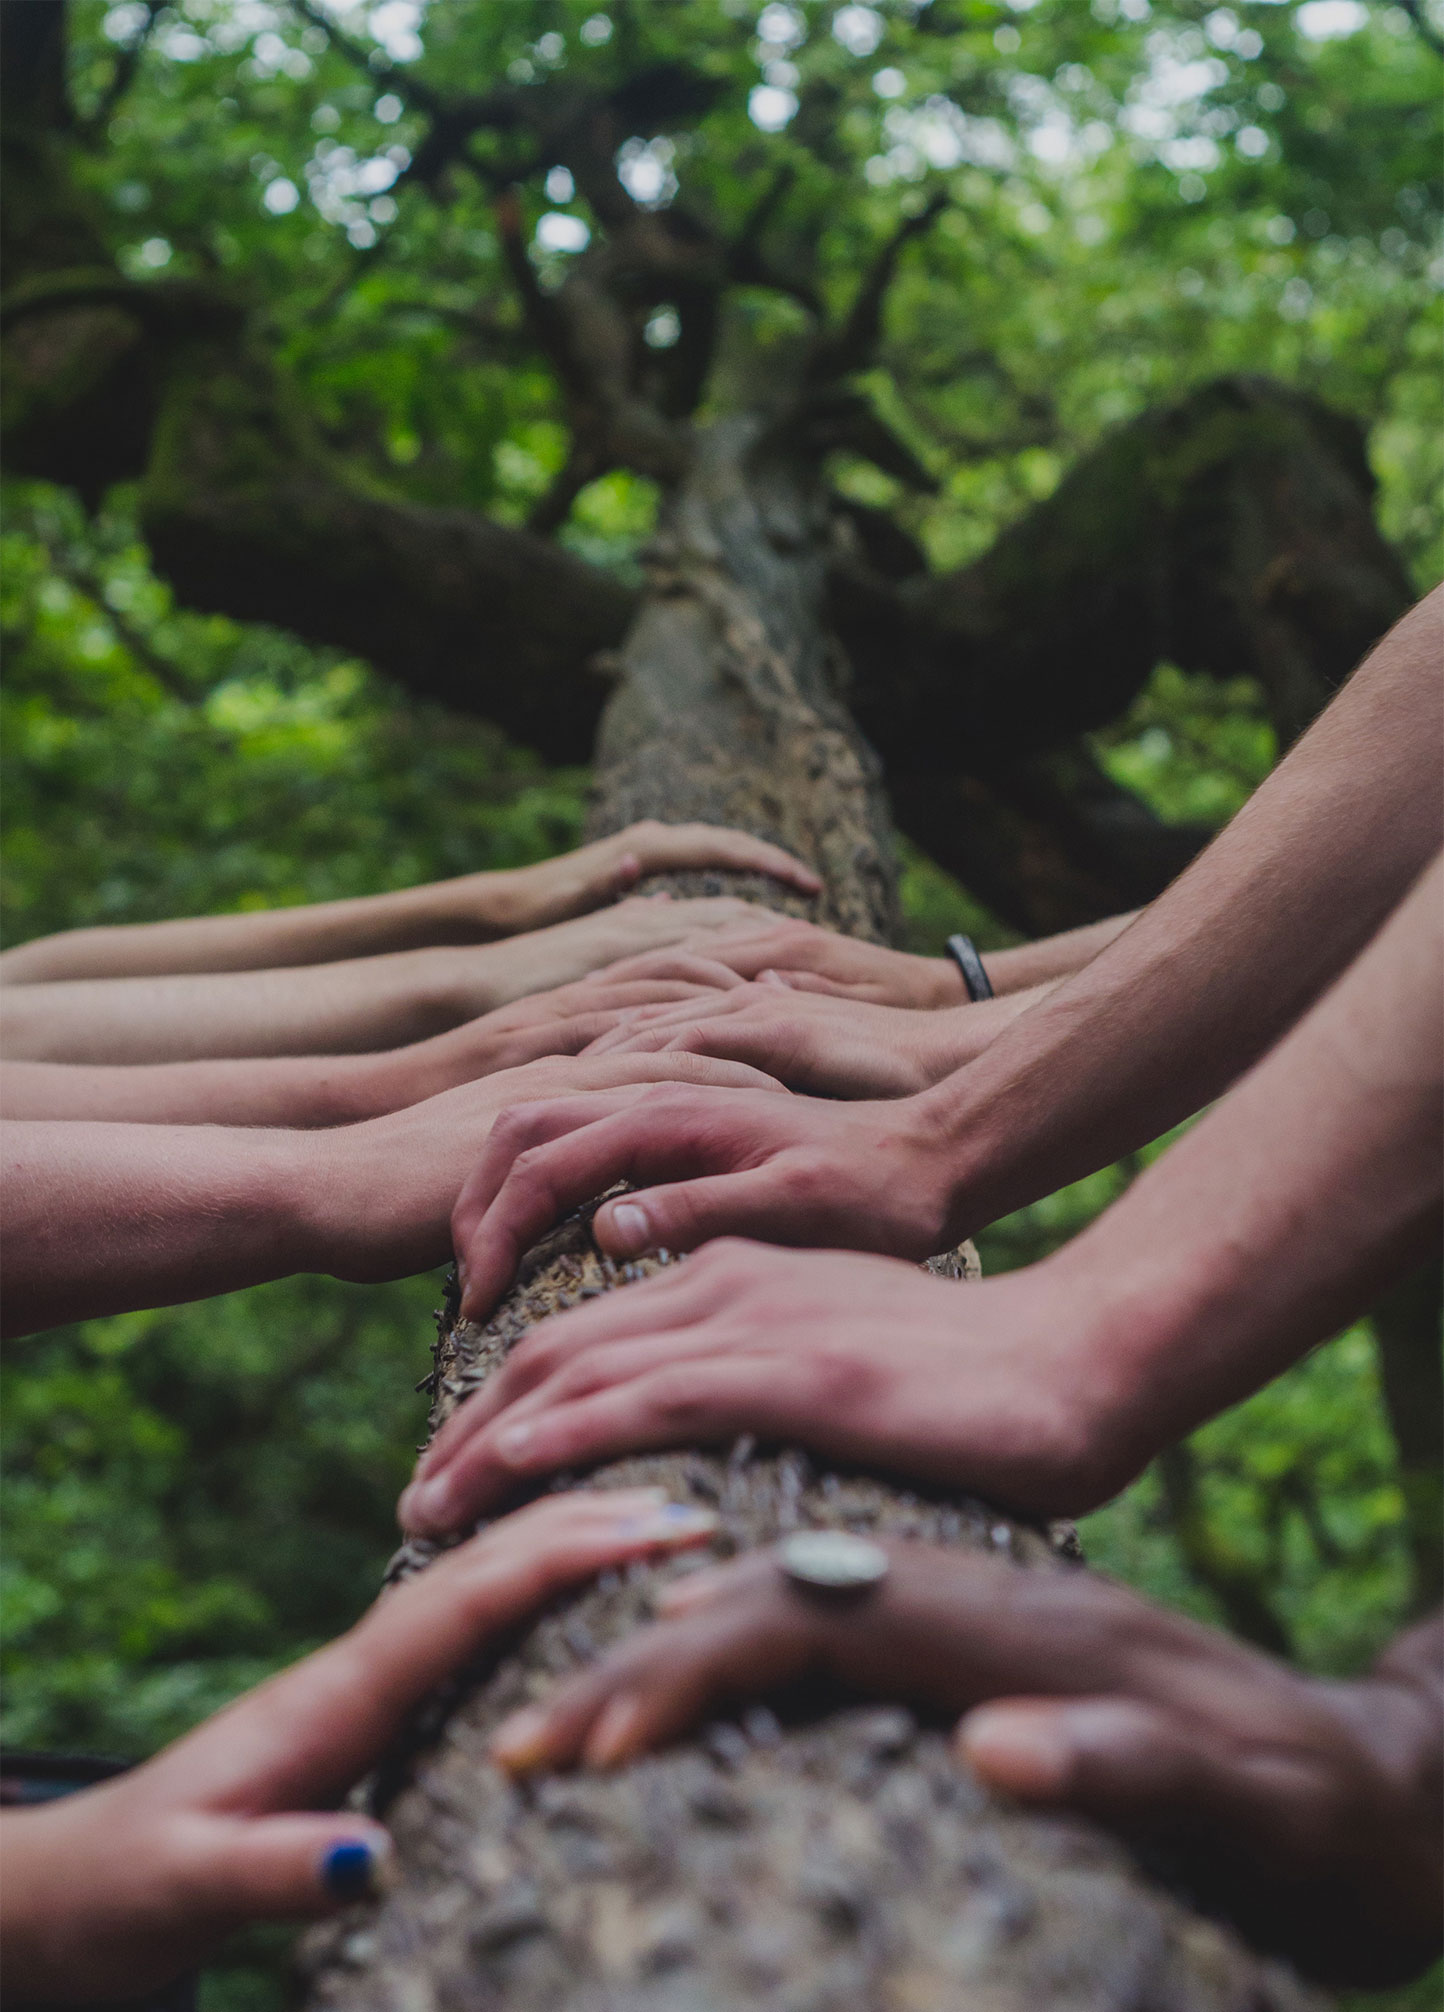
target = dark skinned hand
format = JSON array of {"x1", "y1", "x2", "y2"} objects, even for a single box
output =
[{"x1": 489, "y1": 1541, "x2": 1444, "y2": 1989}]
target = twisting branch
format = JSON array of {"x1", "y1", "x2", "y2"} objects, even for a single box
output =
[
  {"x1": 727, "y1": 165, "x2": 824, "y2": 316},
  {"x1": 809, "y1": 189, "x2": 948, "y2": 382}
]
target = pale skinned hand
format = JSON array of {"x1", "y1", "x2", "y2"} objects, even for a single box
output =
[
  {"x1": 0, "y1": 1489, "x2": 718, "y2": 2003},
  {"x1": 664, "y1": 916, "x2": 964, "y2": 1006},
  {"x1": 449, "y1": 1082, "x2": 960, "y2": 1322},
  {"x1": 400, "y1": 1241, "x2": 1115, "y2": 1536},
  {"x1": 487, "y1": 1543, "x2": 1444, "y2": 1989},
  {"x1": 314, "y1": 1056, "x2": 788, "y2": 1288},
  {"x1": 584, "y1": 981, "x2": 1042, "y2": 1098},
  {"x1": 383, "y1": 958, "x2": 753, "y2": 1106},
  {"x1": 500, "y1": 821, "x2": 821, "y2": 930}
]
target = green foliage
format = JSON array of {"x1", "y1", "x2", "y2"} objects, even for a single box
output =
[{"x1": 5, "y1": 0, "x2": 1441, "y2": 2000}]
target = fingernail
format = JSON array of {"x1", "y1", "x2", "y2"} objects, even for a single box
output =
[
  {"x1": 957, "y1": 1706, "x2": 1074, "y2": 1799},
  {"x1": 606, "y1": 1202, "x2": 651, "y2": 1254},
  {"x1": 618, "y1": 1503, "x2": 718, "y2": 1540},
  {"x1": 498, "y1": 1422, "x2": 533, "y2": 1462},
  {"x1": 400, "y1": 1475, "x2": 453, "y2": 1532},
  {"x1": 491, "y1": 1705, "x2": 552, "y2": 1774},
  {"x1": 584, "y1": 1693, "x2": 645, "y2": 1769},
  {"x1": 321, "y1": 1835, "x2": 391, "y2": 1901}
]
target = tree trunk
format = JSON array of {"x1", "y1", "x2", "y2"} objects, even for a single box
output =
[{"x1": 299, "y1": 413, "x2": 1327, "y2": 2012}]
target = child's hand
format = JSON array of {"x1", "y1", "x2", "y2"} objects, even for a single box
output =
[{"x1": 1, "y1": 1489, "x2": 716, "y2": 2000}]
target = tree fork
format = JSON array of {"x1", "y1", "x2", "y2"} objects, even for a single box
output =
[{"x1": 300, "y1": 415, "x2": 1327, "y2": 2012}]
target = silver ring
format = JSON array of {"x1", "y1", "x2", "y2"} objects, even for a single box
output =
[{"x1": 778, "y1": 1530, "x2": 889, "y2": 1594}]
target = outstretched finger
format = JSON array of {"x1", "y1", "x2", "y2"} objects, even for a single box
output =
[
  {"x1": 153, "y1": 1490, "x2": 718, "y2": 1813},
  {"x1": 491, "y1": 1558, "x2": 814, "y2": 1774}
]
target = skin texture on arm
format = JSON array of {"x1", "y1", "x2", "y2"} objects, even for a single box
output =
[
  {"x1": 0, "y1": 1051, "x2": 782, "y2": 1339},
  {"x1": 0, "y1": 1491, "x2": 717, "y2": 2003},
  {"x1": 488, "y1": 1546, "x2": 1443, "y2": 1989},
  {"x1": 0, "y1": 822, "x2": 821, "y2": 984},
  {"x1": 0, "y1": 956, "x2": 749, "y2": 1125},
  {"x1": 444, "y1": 589, "x2": 1444, "y2": 1281},
  {"x1": 407, "y1": 850, "x2": 1443, "y2": 1531},
  {"x1": 0, "y1": 897, "x2": 774, "y2": 1065}
]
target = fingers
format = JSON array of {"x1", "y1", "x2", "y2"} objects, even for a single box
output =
[
  {"x1": 181, "y1": 1810, "x2": 397, "y2": 1925},
  {"x1": 452, "y1": 1088, "x2": 784, "y2": 1319},
  {"x1": 580, "y1": 950, "x2": 745, "y2": 992},
  {"x1": 491, "y1": 1556, "x2": 815, "y2": 1774},
  {"x1": 403, "y1": 1353, "x2": 802, "y2": 1532},
  {"x1": 406, "y1": 1260, "x2": 714, "y2": 1494},
  {"x1": 621, "y1": 822, "x2": 823, "y2": 895},
  {"x1": 154, "y1": 1490, "x2": 718, "y2": 1813},
  {"x1": 955, "y1": 1695, "x2": 1332, "y2": 1857},
  {"x1": 592, "y1": 1163, "x2": 806, "y2": 1263}
]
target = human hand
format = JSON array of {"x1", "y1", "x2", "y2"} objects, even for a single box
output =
[
  {"x1": 378, "y1": 956, "x2": 752, "y2": 1110},
  {"x1": 496, "y1": 821, "x2": 821, "y2": 930},
  {"x1": 308, "y1": 1052, "x2": 787, "y2": 1287},
  {"x1": 400, "y1": 1242, "x2": 1113, "y2": 1536},
  {"x1": 449, "y1": 1073, "x2": 962, "y2": 1321},
  {"x1": 488, "y1": 1544, "x2": 1444, "y2": 1989},
  {"x1": 585, "y1": 984, "x2": 1025, "y2": 1097},
  {"x1": 474, "y1": 896, "x2": 786, "y2": 1009},
  {"x1": 666, "y1": 916, "x2": 962, "y2": 1006},
  {"x1": 0, "y1": 1488, "x2": 718, "y2": 2001}
]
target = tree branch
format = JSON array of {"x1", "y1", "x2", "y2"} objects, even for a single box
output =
[
  {"x1": 810, "y1": 191, "x2": 947, "y2": 383},
  {"x1": 1394, "y1": 0, "x2": 1444, "y2": 58}
]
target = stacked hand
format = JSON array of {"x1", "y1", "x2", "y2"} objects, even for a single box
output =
[
  {"x1": 1, "y1": 1490, "x2": 717, "y2": 2001},
  {"x1": 400, "y1": 1242, "x2": 1118, "y2": 1537},
  {"x1": 585, "y1": 980, "x2": 1039, "y2": 1098},
  {"x1": 652, "y1": 914, "x2": 964, "y2": 1006},
  {"x1": 449, "y1": 1079, "x2": 959, "y2": 1320},
  {"x1": 487, "y1": 1543, "x2": 1443, "y2": 1988},
  {"x1": 496, "y1": 821, "x2": 822, "y2": 931}
]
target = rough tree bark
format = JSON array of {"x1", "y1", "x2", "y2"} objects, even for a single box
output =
[{"x1": 298, "y1": 402, "x2": 1327, "y2": 2012}]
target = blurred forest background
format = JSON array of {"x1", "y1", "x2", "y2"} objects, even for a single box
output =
[{"x1": 1, "y1": 0, "x2": 1441, "y2": 2004}]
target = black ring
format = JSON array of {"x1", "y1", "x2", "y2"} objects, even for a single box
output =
[{"x1": 946, "y1": 933, "x2": 993, "y2": 1002}]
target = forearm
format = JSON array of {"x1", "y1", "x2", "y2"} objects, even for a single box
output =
[
  {"x1": 982, "y1": 911, "x2": 1137, "y2": 994},
  {"x1": 0, "y1": 1121, "x2": 329, "y2": 1336},
  {"x1": 0, "y1": 947, "x2": 490, "y2": 1064},
  {"x1": 0, "y1": 875, "x2": 520, "y2": 985},
  {"x1": 1045, "y1": 852, "x2": 1444, "y2": 1484},
  {"x1": 0, "y1": 1054, "x2": 405, "y2": 1127},
  {"x1": 929, "y1": 592, "x2": 1444, "y2": 1230}
]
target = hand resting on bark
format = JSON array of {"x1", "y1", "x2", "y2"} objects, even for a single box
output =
[
  {"x1": 0, "y1": 819, "x2": 821, "y2": 984},
  {"x1": 410, "y1": 851, "x2": 1443, "y2": 1531},
  {"x1": 0, "y1": 953, "x2": 751, "y2": 1126},
  {"x1": 0, "y1": 895, "x2": 779, "y2": 1066},
  {"x1": 0, "y1": 1491, "x2": 717, "y2": 2004},
  {"x1": 0, "y1": 1050, "x2": 784, "y2": 1339},
  {"x1": 489, "y1": 1543, "x2": 1443, "y2": 1989}
]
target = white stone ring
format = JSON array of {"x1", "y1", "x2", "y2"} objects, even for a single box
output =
[{"x1": 778, "y1": 1529, "x2": 890, "y2": 1594}]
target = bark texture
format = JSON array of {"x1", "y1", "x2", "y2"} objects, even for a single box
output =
[{"x1": 299, "y1": 422, "x2": 1328, "y2": 2012}]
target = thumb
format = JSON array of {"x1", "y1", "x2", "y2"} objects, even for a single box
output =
[
  {"x1": 189, "y1": 1812, "x2": 395, "y2": 1925},
  {"x1": 594, "y1": 1168, "x2": 797, "y2": 1259}
]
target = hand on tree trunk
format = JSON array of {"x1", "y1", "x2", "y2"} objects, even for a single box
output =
[
  {"x1": 0, "y1": 1492, "x2": 717, "y2": 2004},
  {"x1": 488, "y1": 1544, "x2": 1444, "y2": 1989},
  {"x1": 584, "y1": 981, "x2": 1049, "y2": 1098}
]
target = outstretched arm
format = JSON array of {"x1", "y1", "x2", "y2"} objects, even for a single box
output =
[
  {"x1": 446, "y1": 588, "x2": 1444, "y2": 1285},
  {"x1": 409, "y1": 850, "x2": 1442, "y2": 1532},
  {"x1": 0, "y1": 821, "x2": 820, "y2": 984},
  {"x1": 490, "y1": 1546, "x2": 1443, "y2": 1989},
  {"x1": 0, "y1": 957, "x2": 747, "y2": 1125},
  {"x1": 0, "y1": 1490, "x2": 716, "y2": 2003},
  {"x1": 0, "y1": 897, "x2": 771, "y2": 1065},
  {"x1": 0, "y1": 1050, "x2": 782, "y2": 1339}
]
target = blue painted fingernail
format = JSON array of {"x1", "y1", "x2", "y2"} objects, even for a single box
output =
[{"x1": 322, "y1": 1839, "x2": 380, "y2": 1901}]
